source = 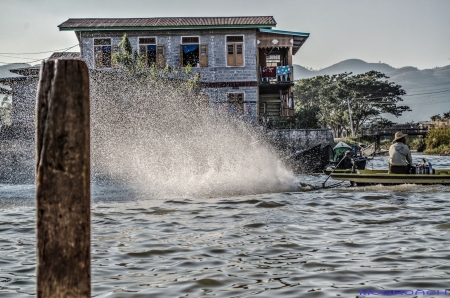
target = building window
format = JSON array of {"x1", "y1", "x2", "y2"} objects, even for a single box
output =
[
  {"x1": 94, "y1": 38, "x2": 112, "y2": 68},
  {"x1": 139, "y1": 37, "x2": 157, "y2": 67},
  {"x1": 227, "y1": 93, "x2": 244, "y2": 115},
  {"x1": 226, "y1": 36, "x2": 244, "y2": 66},
  {"x1": 266, "y1": 54, "x2": 281, "y2": 67},
  {"x1": 180, "y1": 36, "x2": 200, "y2": 67}
]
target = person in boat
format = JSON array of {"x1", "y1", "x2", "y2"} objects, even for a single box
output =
[
  {"x1": 388, "y1": 132, "x2": 412, "y2": 174},
  {"x1": 336, "y1": 150, "x2": 355, "y2": 169}
]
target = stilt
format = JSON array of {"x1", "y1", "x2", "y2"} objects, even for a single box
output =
[{"x1": 36, "y1": 59, "x2": 91, "y2": 298}]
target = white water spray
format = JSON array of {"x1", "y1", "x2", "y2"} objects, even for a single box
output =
[{"x1": 90, "y1": 71, "x2": 298, "y2": 198}]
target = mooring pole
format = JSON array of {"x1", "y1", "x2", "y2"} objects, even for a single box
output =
[{"x1": 36, "y1": 59, "x2": 91, "y2": 298}]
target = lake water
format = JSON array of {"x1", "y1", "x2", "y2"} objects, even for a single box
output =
[{"x1": 1, "y1": 154, "x2": 449, "y2": 297}]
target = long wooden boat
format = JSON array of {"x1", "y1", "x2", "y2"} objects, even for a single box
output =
[{"x1": 328, "y1": 169, "x2": 450, "y2": 185}]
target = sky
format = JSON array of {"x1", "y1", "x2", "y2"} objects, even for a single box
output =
[{"x1": 1, "y1": 0, "x2": 450, "y2": 70}]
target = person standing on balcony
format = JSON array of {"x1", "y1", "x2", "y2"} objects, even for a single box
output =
[{"x1": 388, "y1": 132, "x2": 412, "y2": 174}]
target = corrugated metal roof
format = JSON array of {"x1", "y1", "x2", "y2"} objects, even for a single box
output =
[
  {"x1": 58, "y1": 16, "x2": 277, "y2": 30},
  {"x1": 8, "y1": 67, "x2": 40, "y2": 77},
  {"x1": 48, "y1": 52, "x2": 81, "y2": 60}
]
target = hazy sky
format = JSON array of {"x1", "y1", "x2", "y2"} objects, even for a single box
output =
[{"x1": 1, "y1": 0, "x2": 449, "y2": 70}]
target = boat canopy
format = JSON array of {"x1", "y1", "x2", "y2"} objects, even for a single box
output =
[
  {"x1": 333, "y1": 141, "x2": 352, "y2": 161},
  {"x1": 333, "y1": 141, "x2": 352, "y2": 150}
]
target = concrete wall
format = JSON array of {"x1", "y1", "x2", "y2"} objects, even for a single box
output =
[
  {"x1": 10, "y1": 77, "x2": 38, "y2": 128},
  {"x1": 266, "y1": 129, "x2": 334, "y2": 151}
]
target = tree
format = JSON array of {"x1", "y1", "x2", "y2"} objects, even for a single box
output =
[
  {"x1": 111, "y1": 34, "x2": 201, "y2": 94},
  {"x1": 294, "y1": 73, "x2": 349, "y2": 134},
  {"x1": 295, "y1": 105, "x2": 321, "y2": 129},
  {"x1": 431, "y1": 114, "x2": 442, "y2": 121},
  {"x1": 340, "y1": 71, "x2": 410, "y2": 134},
  {"x1": 443, "y1": 111, "x2": 450, "y2": 119},
  {"x1": 369, "y1": 117, "x2": 396, "y2": 130},
  {"x1": 112, "y1": 34, "x2": 146, "y2": 75},
  {"x1": 294, "y1": 71, "x2": 410, "y2": 137}
]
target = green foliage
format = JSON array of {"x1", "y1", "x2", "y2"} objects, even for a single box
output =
[
  {"x1": 407, "y1": 137, "x2": 426, "y2": 151},
  {"x1": 294, "y1": 106, "x2": 321, "y2": 129},
  {"x1": 424, "y1": 144, "x2": 450, "y2": 155},
  {"x1": 112, "y1": 34, "x2": 146, "y2": 75},
  {"x1": 443, "y1": 111, "x2": 450, "y2": 119},
  {"x1": 431, "y1": 114, "x2": 442, "y2": 121},
  {"x1": 294, "y1": 71, "x2": 410, "y2": 137},
  {"x1": 111, "y1": 34, "x2": 201, "y2": 96},
  {"x1": 369, "y1": 118, "x2": 396, "y2": 130},
  {"x1": 119, "y1": 33, "x2": 133, "y2": 55},
  {"x1": 185, "y1": 64, "x2": 192, "y2": 74},
  {"x1": 425, "y1": 126, "x2": 450, "y2": 150},
  {"x1": 338, "y1": 136, "x2": 360, "y2": 146}
]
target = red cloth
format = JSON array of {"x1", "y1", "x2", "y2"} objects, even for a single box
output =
[{"x1": 262, "y1": 67, "x2": 276, "y2": 78}]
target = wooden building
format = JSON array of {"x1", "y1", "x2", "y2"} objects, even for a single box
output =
[{"x1": 58, "y1": 16, "x2": 309, "y2": 122}]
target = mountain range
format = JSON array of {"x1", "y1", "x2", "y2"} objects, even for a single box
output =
[{"x1": 294, "y1": 59, "x2": 450, "y2": 123}]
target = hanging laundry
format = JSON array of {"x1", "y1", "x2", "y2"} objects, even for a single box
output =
[
  {"x1": 262, "y1": 66, "x2": 276, "y2": 78},
  {"x1": 276, "y1": 66, "x2": 291, "y2": 76}
]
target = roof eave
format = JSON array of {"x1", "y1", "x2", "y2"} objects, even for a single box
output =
[
  {"x1": 259, "y1": 28, "x2": 310, "y2": 37},
  {"x1": 292, "y1": 36, "x2": 309, "y2": 55},
  {"x1": 59, "y1": 24, "x2": 275, "y2": 31}
]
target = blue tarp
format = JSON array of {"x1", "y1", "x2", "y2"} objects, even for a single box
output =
[{"x1": 183, "y1": 44, "x2": 199, "y2": 53}]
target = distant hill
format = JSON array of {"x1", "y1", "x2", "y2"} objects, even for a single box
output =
[{"x1": 294, "y1": 59, "x2": 450, "y2": 123}]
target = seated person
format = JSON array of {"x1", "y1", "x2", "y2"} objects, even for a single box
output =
[
  {"x1": 336, "y1": 151, "x2": 355, "y2": 169},
  {"x1": 388, "y1": 132, "x2": 412, "y2": 174}
]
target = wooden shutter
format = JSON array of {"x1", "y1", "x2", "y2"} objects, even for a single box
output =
[
  {"x1": 156, "y1": 45, "x2": 165, "y2": 68},
  {"x1": 111, "y1": 45, "x2": 119, "y2": 68},
  {"x1": 94, "y1": 46, "x2": 103, "y2": 68},
  {"x1": 200, "y1": 44, "x2": 208, "y2": 67},
  {"x1": 235, "y1": 43, "x2": 244, "y2": 66},
  {"x1": 180, "y1": 44, "x2": 184, "y2": 67},
  {"x1": 227, "y1": 44, "x2": 235, "y2": 66}
]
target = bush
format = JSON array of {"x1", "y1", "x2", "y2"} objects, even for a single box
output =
[
  {"x1": 425, "y1": 126, "x2": 450, "y2": 150},
  {"x1": 407, "y1": 137, "x2": 426, "y2": 151},
  {"x1": 424, "y1": 144, "x2": 450, "y2": 155}
]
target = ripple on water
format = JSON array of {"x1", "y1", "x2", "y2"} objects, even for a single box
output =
[{"x1": 1, "y1": 162, "x2": 450, "y2": 297}]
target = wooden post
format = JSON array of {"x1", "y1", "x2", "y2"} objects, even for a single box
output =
[{"x1": 36, "y1": 59, "x2": 91, "y2": 298}]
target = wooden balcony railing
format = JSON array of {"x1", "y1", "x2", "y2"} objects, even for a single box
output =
[{"x1": 260, "y1": 66, "x2": 293, "y2": 84}]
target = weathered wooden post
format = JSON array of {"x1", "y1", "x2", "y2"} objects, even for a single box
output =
[{"x1": 36, "y1": 59, "x2": 91, "y2": 297}]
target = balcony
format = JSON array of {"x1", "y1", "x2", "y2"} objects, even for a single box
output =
[{"x1": 259, "y1": 66, "x2": 294, "y2": 86}]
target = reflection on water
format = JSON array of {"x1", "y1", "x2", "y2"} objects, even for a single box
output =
[{"x1": 0, "y1": 154, "x2": 449, "y2": 297}]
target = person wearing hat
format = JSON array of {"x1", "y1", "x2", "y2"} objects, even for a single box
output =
[{"x1": 388, "y1": 131, "x2": 412, "y2": 174}]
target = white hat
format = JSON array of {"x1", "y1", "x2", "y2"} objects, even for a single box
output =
[{"x1": 393, "y1": 131, "x2": 408, "y2": 142}]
